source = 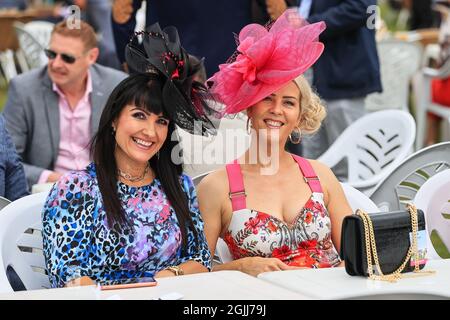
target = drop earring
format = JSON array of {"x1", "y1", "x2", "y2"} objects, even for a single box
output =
[
  {"x1": 289, "y1": 126, "x2": 302, "y2": 144},
  {"x1": 246, "y1": 118, "x2": 253, "y2": 135}
]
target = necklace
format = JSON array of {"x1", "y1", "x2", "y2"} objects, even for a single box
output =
[{"x1": 117, "y1": 165, "x2": 149, "y2": 182}]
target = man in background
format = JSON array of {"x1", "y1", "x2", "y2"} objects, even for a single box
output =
[
  {"x1": 3, "y1": 20, "x2": 126, "y2": 188},
  {"x1": 298, "y1": 0, "x2": 382, "y2": 170},
  {"x1": 111, "y1": 0, "x2": 252, "y2": 75},
  {"x1": 0, "y1": 114, "x2": 28, "y2": 201}
]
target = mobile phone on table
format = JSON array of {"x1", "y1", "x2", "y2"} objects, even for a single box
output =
[{"x1": 98, "y1": 277, "x2": 157, "y2": 290}]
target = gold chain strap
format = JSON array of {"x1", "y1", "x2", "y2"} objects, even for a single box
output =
[{"x1": 356, "y1": 204, "x2": 435, "y2": 282}]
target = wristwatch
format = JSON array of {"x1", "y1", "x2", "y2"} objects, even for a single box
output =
[{"x1": 166, "y1": 266, "x2": 184, "y2": 276}]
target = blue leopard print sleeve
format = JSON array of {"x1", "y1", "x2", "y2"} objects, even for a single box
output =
[
  {"x1": 42, "y1": 171, "x2": 97, "y2": 288},
  {"x1": 178, "y1": 174, "x2": 212, "y2": 271}
]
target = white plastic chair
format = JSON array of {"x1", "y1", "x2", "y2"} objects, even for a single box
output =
[
  {"x1": 365, "y1": 40, "x2": 422, "y2": 112},
  {"x1": 0, "y1": 196, "x2": 11, "y2": 211},
  {"x1": 13, "y1": 21, "x2": 53, "y2": 70},
  {"x1": 22, "y1": 21, "x2": 54, "y2": 50},
  {"x1": 413, "y1": 169, "x2": 450, "y2": 260},
  {"x1": 0, "y1": 49, "x2": 18, "y2": 82},
  {"x1": 340, "y1": 183, "x2": 379, "y2": 214},
  {"x1": 215, "y1": 238, "x2": 233, "y2": 264},
  {"x1": 370, "y1": 142, "x2": 450, "y2": 212},
  {"x1": 192, "y1": 171, "x2": 213, "y2": 187},
  {"x1": 318, "y1": 110, "x2": 416, "y2": 195},
  {"x1": 0, "y1": 192, "x2": 50, "y2": 293}
]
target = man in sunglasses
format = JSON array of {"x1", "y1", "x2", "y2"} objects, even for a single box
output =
[{"x1": 3, "y1": 20, "x2": 127, "y2": 189}]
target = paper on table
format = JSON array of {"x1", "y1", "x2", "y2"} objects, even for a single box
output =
[{"x1": 153, "y1": 292, "x2": 184, "y2": 300}]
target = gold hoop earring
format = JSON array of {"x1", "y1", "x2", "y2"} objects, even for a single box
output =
[
  {"x1": 246, "y1": 118, "x2": 252, "y2": 135},
  {"x1": 289, "y1": 127, "x2": 302, "y2": 144}
]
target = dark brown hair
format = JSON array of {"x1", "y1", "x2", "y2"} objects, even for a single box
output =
[{"x1": 90, "y1": 73, "x2": 198, "y2": 252}]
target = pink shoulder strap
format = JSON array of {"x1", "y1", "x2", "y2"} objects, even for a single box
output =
[
  {"x1": 225, "y1": 160, "x2": 247, "y2": 211},
  {"x1": 291, "y1": 154, "x2": 323, "y2": 193}
]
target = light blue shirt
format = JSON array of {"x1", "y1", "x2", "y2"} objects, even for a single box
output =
[
  {"x1": 0, "y1": 114, "x2": 29, "y2": 201},
  {"x1": 298, "y1": 0, "x2": 313, "y2": 19},
  {"x1": 298, "y1": 0, "x2": 314, "y2": 84}
]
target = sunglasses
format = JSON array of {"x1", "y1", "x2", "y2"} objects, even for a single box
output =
[{"x1": 44, "y1": 49, "x2": 79, "y2": 64}]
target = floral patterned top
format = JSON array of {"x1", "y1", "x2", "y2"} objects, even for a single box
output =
[
  {"x1": 223, "y1": 156, "x2": 341, "y2": 268},
  {"x1": 42, "y1": 163, "x2": 211, "y2": 288}
]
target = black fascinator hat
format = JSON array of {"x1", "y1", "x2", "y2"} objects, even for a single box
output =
[{"x1": 125, "y1": 23, "x2": 218, "y2": 136}]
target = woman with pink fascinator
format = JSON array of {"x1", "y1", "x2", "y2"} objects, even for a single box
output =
[{"x1": 198, "y1": 9, "x2": 352, "y2": 276}]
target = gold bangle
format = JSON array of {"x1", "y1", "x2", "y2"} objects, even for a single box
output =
[{"x1": 166, "y1": 266, "x2": 184, "y2": 276}]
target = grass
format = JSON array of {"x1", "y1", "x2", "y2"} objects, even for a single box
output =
[
  {"x1": 379, "y1": 0, "x2": 403, "y2": 32},
  {"x1": 430, "y1": 230, "x2": 450, "y2": 259},
  {"x1": 0, "y1": 78, "x2": 7, "y2": 112}
]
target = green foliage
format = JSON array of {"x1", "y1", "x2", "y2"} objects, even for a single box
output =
[
  {"x1": 0, "y1": 78, "x2": 7, "y2": 112},
  {"x1": 430, "y1": 229, "x2": 450, "y2": 259},
  {"x1": 379, "y1": 0, "x2": 402, "y2": 32}
]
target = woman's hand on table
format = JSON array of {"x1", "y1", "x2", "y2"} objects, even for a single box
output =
[
  {"x1": 238, "y1": 257, "x2": 306, "y2": 277},
  {"x1": 154, "y1": 269, "x2": 176, "y2": 278},
  {"x1": 65, "y1": 276, "x2": 95, "y2": 287}
]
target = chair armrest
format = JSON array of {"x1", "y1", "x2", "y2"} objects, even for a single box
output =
[
  {"x1": 348, "y1": 157, "x2": 404, "y2": 190},
  {"x1": 423, "y1": 60, "x2": 450, "y2": 79},
  {"x1": 347, "y1": 170, "x2": 394, "y2": 189},
  {"x1": 348, "y1": 177, "x2": 380, "y2": 189}
]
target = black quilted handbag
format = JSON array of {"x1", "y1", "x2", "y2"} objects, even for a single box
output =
[{"x1": 340, "y1": 204, "x2": 430, "y2": 281}]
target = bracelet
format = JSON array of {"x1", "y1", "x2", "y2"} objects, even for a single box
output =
[{"x1": 166, "y1": 266, "x2": 184, "y2": 276}]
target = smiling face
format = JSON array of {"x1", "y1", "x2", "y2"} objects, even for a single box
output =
[
  {"x1": 47, "y1": 33, "x2": 98, "y2": 90},
  {"x1": 247, "y1": 81, "x2": 301, "y2": 144},
  {"x1": 113, "y1": 105, "x2": 170, "y2": 169}
]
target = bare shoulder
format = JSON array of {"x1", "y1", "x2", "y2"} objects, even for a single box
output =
[
  {"x1": 307, "y1": 159, "x2": 336, "y2": 182},
  {"x1": 197, "y1": 167, "x2": 229, "y2": 202},
  {"x1": 307, "y1": 159, "x2": 342, "y2": 204}
]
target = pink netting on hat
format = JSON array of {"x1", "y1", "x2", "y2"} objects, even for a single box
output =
[{"x1": 208, "y1": 9, "x2": 326, "y2": 115}]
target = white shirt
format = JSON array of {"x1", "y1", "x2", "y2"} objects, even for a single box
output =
[{"x1": 298, "y1": 0, "x2": 313, "y2": 19}]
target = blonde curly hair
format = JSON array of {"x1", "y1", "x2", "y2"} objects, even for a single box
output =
[{"x1": 293, "y1": 75, "x2": 326, "y2": 135}]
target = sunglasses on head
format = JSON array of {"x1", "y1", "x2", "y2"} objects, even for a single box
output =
[{"x1": 44, "y1": 49, "x2": 78, "y2": 64}]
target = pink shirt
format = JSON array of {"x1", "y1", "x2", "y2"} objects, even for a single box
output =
[{"x1": 38, "y1": 72, "x2": 93, "y2": 183}]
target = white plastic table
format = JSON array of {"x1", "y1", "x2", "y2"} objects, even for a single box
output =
[
  {"x1": 0, "y1": 270, "x2": 307, "y2": 300},
  {"x1": 258, "y1": 259, "x2": 450, "y2": 300}
]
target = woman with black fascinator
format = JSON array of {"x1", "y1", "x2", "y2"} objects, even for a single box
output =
[{"x1": 42, "y1": 24, "x2": 217, "y2": 288}]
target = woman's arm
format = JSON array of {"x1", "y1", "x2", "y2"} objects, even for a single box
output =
[
  {"x1": 155, "y1": 261, "x2": 208, "y2": 278},
  {"x1": 65, "y1": 276, "x2": 96, "y2": 287},
  {"x1": 162, "y1": 175, "x2": 214, "y2": 275},
  {"x1": 213, "y1": 256, "x2": 299, "y2": 276},
  {"x1": 311, "y1": 160, "x2": 353, "y2": 254},
  {"x1": 197, "y1": 171, "x2": 225, "y2": 264},
  {"x1": 42, "y1": 173, "x2": 96, "y2": 288}
]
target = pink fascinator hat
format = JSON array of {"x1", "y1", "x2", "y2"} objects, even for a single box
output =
[{"x1": 208, "y1": 9, "x2": 326, "y2": 115}]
